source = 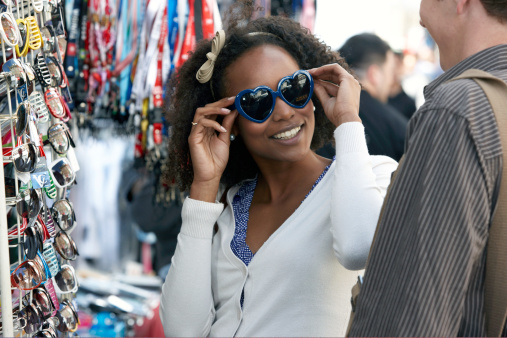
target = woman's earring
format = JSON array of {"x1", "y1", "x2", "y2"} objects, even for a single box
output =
[
  {"x1": 230, "y1": 134, "x2": 236, "y2": 141},
  {"x1": 313, "y1": 106, "x2": 316, "y2": 112}
]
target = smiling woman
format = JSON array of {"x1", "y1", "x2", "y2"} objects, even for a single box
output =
[{"x1": 160, "y1": 0, "x2": 398, "y2": 336}]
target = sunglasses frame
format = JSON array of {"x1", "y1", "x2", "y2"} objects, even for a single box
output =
[
  {"x1": 48, "y1": 157, "x2": 75, "y2": 188},
  {"x1": 233, "y1": 70, "x2": 314, "y2": 123},
  {"x1": 10, "y1": 260, "x2": 43, "y2": 291},
  {"x1": 0, "y1": 12, "x2": 21, "y2": 47},
  {"x1": 52, "y1": 264, "x2": 78, "y2": 294}
]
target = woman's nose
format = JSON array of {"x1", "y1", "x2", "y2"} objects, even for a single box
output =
[{"x1": 271, "y1": 97, "x2": 295, "y2": 122}]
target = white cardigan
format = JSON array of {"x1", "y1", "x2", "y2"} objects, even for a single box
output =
[{"x1": 160, "y1": 122, "x2": 398, "y2": 337}]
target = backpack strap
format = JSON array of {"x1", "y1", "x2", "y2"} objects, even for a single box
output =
[{"x1": 451, "y1": 69, "x2": 507, "y2": 337}]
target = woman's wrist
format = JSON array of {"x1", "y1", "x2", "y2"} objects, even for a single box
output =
[
  {"x1": 189, "y1": 179, "x2": 221, "y2": 203},
  {"x1": 333, "y1": 114, "x2": 362, "y2": 127}
]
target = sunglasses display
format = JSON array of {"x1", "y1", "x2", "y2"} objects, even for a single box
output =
[
  {"x1": 0, "y1": 3, "x2": 82, "y2": 337},
  {"x1": 231, "y1": 70, "x2": 314, "y2": 123}
]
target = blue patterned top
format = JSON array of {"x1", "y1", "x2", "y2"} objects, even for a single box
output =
[{"x1": 230, "y1": 157, "x2": 335, "y2": 266}]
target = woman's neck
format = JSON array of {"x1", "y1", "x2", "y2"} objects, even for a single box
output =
[{"x1": 253, "y1": 151, "x2": 331, "y2": 203}]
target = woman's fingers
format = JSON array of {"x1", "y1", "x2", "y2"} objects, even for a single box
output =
[
  {"x1": 308, "y1": 63, "x2": 357, "y2": 86},
  {"x1": 313, "y1": 81, "x2": 331, "y2": 103},
  {"x1": 317, "y1": 79, "x2": 340, "y2": 96},
  {"x1": 218, "y1": 110, "x2": 239, "y2": 143},
  {"x1": 192, "y1": 116, "x2": 228, "y2": 135}
]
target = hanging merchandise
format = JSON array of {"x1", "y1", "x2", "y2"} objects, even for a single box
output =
[{"x1": 0, "y1": 0, "x2": 83, "y2": 336}]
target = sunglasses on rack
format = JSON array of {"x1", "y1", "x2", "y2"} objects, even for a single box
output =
[
  {"x1": 16, "y1": 304, "x2": 43, "y2": 334},
  {"x1": 22, "y1": 286, "x2": 55, "y2": 320},
  {"x1": 230, "y1": 70, "x2": 314, "y2": 123},
  {"x1": 10, "y1": 251, "x2": 50, "y2": 291},
  {"x1": 3, "y1": 142, "x2": 38, "y2": 173},
  {"x1": 53, "y1": 264, "x2": 78, "y2": 294},
  {"x1": 47, "y1": 122, "x2": 75, "y2": 154},
  {"x1": 30, "y1": 90, "x2": 50, "y2": 122},
  {"x1": 48, "y1": 157, "x2": 75, "y2": 188},
  {"x1": 15, "y1": 18, "x2": 29, "y2": 57},
  {"x1": 51, "y1": 198, "x2": 76, "y2": 231},
  {"x1": 45, "y1": 87, "x2": 71, "y2": 121},
  {"x1": 0, "y1": 101, "x2": 33, "y2": 136},
  {"x1": 56, "y1": 299, "x2": 80, "y2": 332},
  {"x1": 0, "y1": 12, "x2": 21, "y2": 47},
  {"x1": 54, "y1": 230, "x2": 79, "y2": 260},
  {"x1": 34, "y1": 53, "x2": 52, "y2": 88},
  {"x1": 5, "y1": 188, "x2": 41, "y2": 220},
  {"x1": 22, "y1": 225, "x2": 44, "y2": 259},
  {"x1": 42, "y1": 241, "x2": 61, "y2": 277}
]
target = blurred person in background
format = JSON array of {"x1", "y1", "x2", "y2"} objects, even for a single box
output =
[
  {"x1": 349, "y1": 0, "x2": 507, "y2": 336},
  {"x1": 388, "y1": 52, "x2": 417, "y2": 120},
  {"x1": 339, "y1": 33, "x2": 408, "y2": 161}
]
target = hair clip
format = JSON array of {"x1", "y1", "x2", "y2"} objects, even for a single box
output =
[{"x1": 196, "y1": 30, "x2": 226, "y2": 84}]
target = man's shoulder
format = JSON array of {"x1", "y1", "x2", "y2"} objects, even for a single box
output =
[{"x1": 423, "y1": 69, "x2": 507, "y2": 118}]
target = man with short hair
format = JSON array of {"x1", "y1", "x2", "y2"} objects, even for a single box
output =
[
  {"x1": 348, "y1": 0, "x2": 507, "y2": 336},
  {"x1": 339, "y1": 33, "x2": 408, "y2": 161}
]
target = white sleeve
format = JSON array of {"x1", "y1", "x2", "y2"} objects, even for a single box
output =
[
  {"x1": 159, "y1": 197, "x2": 224, "y2": 337},
  {"x1": 330, "y1": 122, "x2": 398, "y2": 270}
]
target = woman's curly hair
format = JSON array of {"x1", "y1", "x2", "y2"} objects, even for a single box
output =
[{"x1": 164, "y1": 0, "x2": 352, "y2": 192}]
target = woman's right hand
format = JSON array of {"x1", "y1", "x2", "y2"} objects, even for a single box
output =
[{"x1": 188, "y1": 96, "x2": 238, "y2": 202}]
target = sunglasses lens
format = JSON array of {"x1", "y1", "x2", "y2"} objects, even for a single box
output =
[
  {"x1": 57, "y1": 303, "x2": 78, "y2": 332},
  {"x1": 18, "y1": 21, "x2": 27, "y2": 49},
  {"x1": 46, "y1": 60, "x2": 62, "y2": 87},
  {"x1": 12, "y1": 144, "x2": 37, "y2": 173},
  {"x1": 1, "y1": 16, "x2": 17, "y2": 45},
  {"x1": 55, "y1": 232, "x2": 78, "y2": 260},
  {"x1": 15, "y1": 103, "x2": 28, "y2": 135},
  {"x1": 239, "y1": 89, "x2": 273, "y2": 121},
  {"x1": 21, "y1": 306, "x2": 42, "y2": 334},
  {"x1": 12, "y1": 262, "x2": 41, "y2": 289},
  {"x1": 280, "y1": 73, "x2": 312, "y2": 107},
  {"x1": 33, "y1": 288, "x2": 53, "y2": 318},
  {"x1": 16, "y1": 189, "x2": 40, "y2": 219},
  {"x1": 55, "y1": 266, "x2": 76, "y2": 292},
  {"x1": 52, "y1": 200, "x2": 74, "y2": 231},
  {"x1": 48, "y1": 124, "x2": 69, "y2": 154},
  {"x1": 51, "y1": 160, "x2": 74, "y2": 187}
]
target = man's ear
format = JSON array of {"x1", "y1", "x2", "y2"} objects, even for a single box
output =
[{"x1": 366, "y1": 64, "x2": 380, "y2": 88}]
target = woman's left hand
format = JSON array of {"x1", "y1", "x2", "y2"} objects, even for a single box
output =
[{"x1": 308, "y1": 64, "x2": 362, "y2": 127}]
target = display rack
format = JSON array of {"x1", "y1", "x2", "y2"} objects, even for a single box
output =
[{"x1": 0, "y1": 0, "x2": 80, "y2": 336}]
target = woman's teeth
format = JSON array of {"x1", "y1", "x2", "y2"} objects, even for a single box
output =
[{"x1": 273, "y1": 126, "x2": 301, "y2": 140}]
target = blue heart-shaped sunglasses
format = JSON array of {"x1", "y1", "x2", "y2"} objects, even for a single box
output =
[{"x1": 230, "y1": 70, "x2": 314, "y2": 123}]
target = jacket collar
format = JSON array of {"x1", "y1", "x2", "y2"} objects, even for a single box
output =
[{"x1": 424, "y1": 44, "x2": 507, "y2": 99}]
